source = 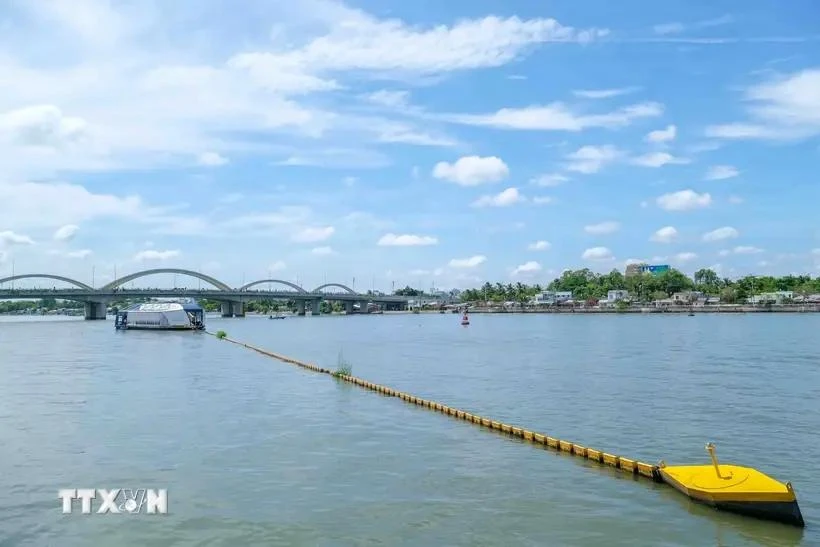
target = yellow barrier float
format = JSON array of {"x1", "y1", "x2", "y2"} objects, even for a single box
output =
[
  {"x1": 210, "y1": 333, "x2": 805, "y2": 528},
  {"x1": 658, "y1": 443, "x2": 803, "y2": 527}
]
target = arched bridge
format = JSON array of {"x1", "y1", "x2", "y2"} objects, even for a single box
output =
[
  {"x1": 0, "y1": 274, "x2": 94, "y2": 291},
  {"x1": 311, "y1": 283, "x2": 357, "y2": 294},
  {"x1": 101, "y1": 268, "x2": 232, "y2": 291},
  {"x1": 0, "y1": 269, "x2": 411, "y2": 319},
  {"x1": 239, "y1": 279, "x2": 307, "y2": 293}
]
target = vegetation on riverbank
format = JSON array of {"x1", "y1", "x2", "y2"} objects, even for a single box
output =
[
  {"x1": 0, "y1": 298, "x2": 83, "y2": 314},
  {"x1": 199, "y1": 299, "x2": 347, "y2": 314},
  {"x1": 456, "y1": 268, "x2": 820, "y2": 304}
]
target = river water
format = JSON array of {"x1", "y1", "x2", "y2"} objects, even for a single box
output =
[{"x1": 0, "y1": 312, "x2": 817, "y2": 546}]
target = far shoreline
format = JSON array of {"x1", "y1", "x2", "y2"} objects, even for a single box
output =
[{"x1": 391, "y1": 304, "x2": 820, "y2": 315}]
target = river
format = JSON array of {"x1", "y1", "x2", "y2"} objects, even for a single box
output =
[{"x1": 0, "y1": 312, "x2": 817, "y2": 546}]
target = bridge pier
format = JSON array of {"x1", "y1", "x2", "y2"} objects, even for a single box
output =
[
  {"x1": 220, "y1": 301, "x2": 245, "y2": 318},
  {"x1": 345, "y1": 301, "x2": 355, "y2": 314},
  {"x1": 296, "y1": 301, "x2": 306, "y2": 316},
  {"x1": 310, "y1": 299, "x2": 322, "y2": 315},
  {"x1": 84, "y1": 301, "x2": 107, "y2": 320}
]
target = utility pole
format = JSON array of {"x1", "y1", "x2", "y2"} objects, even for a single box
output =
[{"x1": 92, "y1": 265, "x2": 95, "y2": 288}]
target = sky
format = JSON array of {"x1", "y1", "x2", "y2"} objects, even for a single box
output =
[{"x1": 0, "y1": 0, "x2": 819, "y2": 292}]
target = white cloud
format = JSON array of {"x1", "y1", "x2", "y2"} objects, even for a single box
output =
[
  {"x1": 566, "y1": 145, "x2": 622, "y2": 174},
  {"x1": 572, "y1": 87, "x2": 638, "y2": 99},
  {"x1": 704, "y1": 165, "x2": 739, "y2": 180},
  {"x1": 530, "y1": 173, "x2": 569, "y2": 187},
  {"x1": 512, "y1": 261, "x2": 542, "y2": 275},
  {"x1": 532, "y1": 196, "x2": 553, "y2": 205},
  {"x1": 673, "y1": 252, "x2": 698, "y2": 263},
  {"x1": 448, "y1": 255, "x2": 487, "y2": 268},
  {"x1": 448, "y1": 102, "x2": 662, "y2": 131},
  {"x1": 377, "y1": 126, "x2": 457, "y2": 147},
  {"x1": 653, "y1": 15, "x2": 733, "y2": 36},
  {"x1": 703, "y1": 226, "x2": 739, "y2": 242},
  {"x1": 582, "y1": 247, "x2": 614, "y2": 261},
  {"x1": 432, "y1": 155, "x2": 509, "y2": 186},
  {"x1": 268, "y1": 261, "x2": 287, "y2": 271},
  {"x1": 528, "y1": 240, "x2": 551, "y2": 251},
  {"x1": 0, "y1": 105, "x2": 89, "y2": 150},
  {"x1": 584, "y1": 221, "x2": 620, "y2": 235},
  {"x1": 311, "y1": 246, "x2": 335, "y2": 255},
  {"x1": 650, "y1": 226, "x2": 678, "y2": 243},
  {"x1": 63, "y1": 249, "x2": 93, "y2": 259},
  {"x1": 645, "y1": 124, "x2": 677, "y2": 143},
  {"x1": 0, "y1": 5, "x2": 609, "y2": 177},
  {"x1": 364, "y1": 90, "x2": 410, "y2": 108},
  {"x1": 653, "y1": 23, "x2": 686, "y2": 35},
  {"x1": 53, "y1": 224, "x2": 80, "y2": 242},
  {"x1": 705, "y1": 68, "x2": 820, "y2": 141},
  {"x1": 656, "y1": 189, "x2": 712, "y2": 211},
  {"x1": 133, "y1": 249, "x2": 180, "y2": 261},
  {"x1": 630, "y1": 151, "x2": 689, "y2": 167},
  {"x1": 292, "y1": 226, "x2": 335, "y2": 242},
  {"x1": 0, "y1": 179, "x2": 163, "y2": 230},
  {"x1": 733, "y1": 245, "x2": 764, "y2": 254},
  {"x1": 197, "y1": 152, "x2": 228, "y2": 167},
  {"x1": 0, "y1": 230, "x2": 35, "y2": 246},
  {"x1": 377, "y1": 233, "x2": 438, "y2": 246},
  {"x1": 471, "y1": 187, "x2": 524, "y2": 207}
]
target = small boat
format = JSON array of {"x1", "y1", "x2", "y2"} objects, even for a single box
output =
[
  {"x1": 115, "y1": 300, "x2": 205, "y2": 331},
  {"x1": 268, "y1": 314, "x2": 286, "y2": 320},
  {"x1": 461, "y1": 313, "x2": 470, "y2": 326}
]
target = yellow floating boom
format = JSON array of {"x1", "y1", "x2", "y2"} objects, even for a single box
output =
[
  {"x1": 658, "y1": 443, "x2": 804, "y2": 527},
  {"x1": 210, "y1": 333, "x2": 805, "y2": 528}
]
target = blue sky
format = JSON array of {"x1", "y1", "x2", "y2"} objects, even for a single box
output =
[{"x1": 0, "y1": 0, "x2": 818, "y2": 291}]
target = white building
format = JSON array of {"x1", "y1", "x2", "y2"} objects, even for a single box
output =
[
  {"x1": 748, "y1": 291, "x2": 794, "y2": 304},
  {"x1": 605, "y1": 290, "x2": 629, "y2": 302},
  {"x1": 531, "y1": 291, "x2": 573, "y2": 305}
]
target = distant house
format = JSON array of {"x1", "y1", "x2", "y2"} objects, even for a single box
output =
[
  {"x1": 748, "y1": 291, "x2": 794, "y2": 304},
  {"x1": 605, "y1": 290, "x2": 629, "y2": 302},
  {"x1": 531, "y1": 291, "x2": 573, "y2": 305},
  {"x1": 672, "y1": 291, "x2": 705, "y2": 304}
]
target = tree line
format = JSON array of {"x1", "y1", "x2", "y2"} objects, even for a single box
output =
[{"x1": 454, "y1": 268, "x2": 820, "y2": 304}]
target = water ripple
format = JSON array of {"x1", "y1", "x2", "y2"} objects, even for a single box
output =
[{"x1": 0, "y1": 313, "x2": 816, "y2": 546}]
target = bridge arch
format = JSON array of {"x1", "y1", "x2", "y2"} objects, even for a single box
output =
[
  {"x1": 101, "y1": 268, "x2": 231, "y2": 291},
  {"x1": 239, "y1": 279, "x2": 307, "y2": 293},
  {"x1": 0, "y1": 274, "x2": 93, "y2": 290},
  {"x1": 311, "y1": 283, "x2": 358, "y2": 295}
]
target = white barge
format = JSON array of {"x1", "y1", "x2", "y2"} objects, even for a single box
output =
[{"x1": 114, "y1": 301, "x2": 205, "y2": 331}]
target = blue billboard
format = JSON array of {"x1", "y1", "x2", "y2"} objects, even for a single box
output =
[{"x1": 639, "y1": 264, "x2": 670, "y2": 275}]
